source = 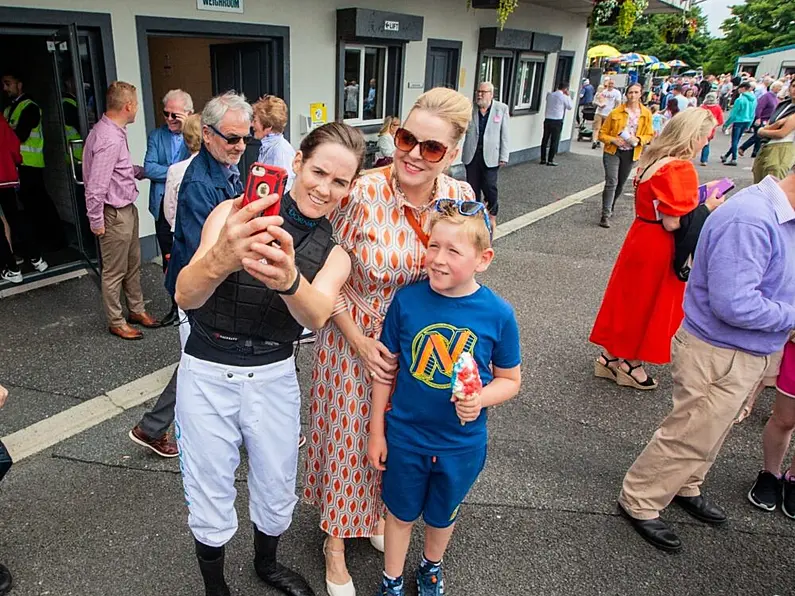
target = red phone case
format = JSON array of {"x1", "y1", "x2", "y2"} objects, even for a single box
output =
[{"x1": 243, "y1": 163, "x2": 288, "y2": 216}]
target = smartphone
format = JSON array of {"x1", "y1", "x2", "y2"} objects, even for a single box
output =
[
  {"x1": 242, "y1": 163, "x2": 288, "y2": 216},
  {"x1": 698, "y1": 177, "x2": 735, "y2": 204}
]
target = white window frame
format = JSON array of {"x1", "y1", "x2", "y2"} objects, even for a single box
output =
[
  {"x1": 479, "y1": 53, "x2": 511, "y2": 104},
  {"x1": 514, "y1": 53, "x2": 545, "y2": 111},
  {"x1": 342, "y1": 43, "x2": 389, "y2": 126}
]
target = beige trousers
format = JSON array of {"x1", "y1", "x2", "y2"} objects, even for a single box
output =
[
  {"x1": 99, "y1": 203, "x2": 145, "y2": 327},
  {"x1": 619, "y1": 327, "x2": 769, "y2": 520}
]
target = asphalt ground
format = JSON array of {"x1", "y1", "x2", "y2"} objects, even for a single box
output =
[{"x1": 1, "y1": 130, "x2": 790, "y2": 596}]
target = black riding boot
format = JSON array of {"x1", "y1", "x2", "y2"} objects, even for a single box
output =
[
  {"x1": 253, "y1": 526, "x2": 315, "y2": 596},
  {"x1": 195, "y1": 540, "x2": 231, "y2": 596}
]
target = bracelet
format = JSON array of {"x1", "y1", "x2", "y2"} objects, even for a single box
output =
[{"x1": 275, "y1": 268, "x2": 301, "y2": 296}]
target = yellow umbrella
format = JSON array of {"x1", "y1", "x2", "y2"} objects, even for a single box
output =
[{"x1": 588, "y1": 44, "x2": 621, "y2": 59}]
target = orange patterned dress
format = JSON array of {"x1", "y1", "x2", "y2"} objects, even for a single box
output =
[{"x1": 303, "y1": 167, "x2": 476, "y2": 538}]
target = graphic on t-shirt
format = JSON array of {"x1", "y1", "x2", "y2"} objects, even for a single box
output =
[{"x1": 410, "y1": 323, "x2": 478, "y2": 389}]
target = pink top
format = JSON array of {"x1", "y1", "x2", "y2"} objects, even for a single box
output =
[{"x1": 83, "y1": 115, "x2": 143, "y2": 230}]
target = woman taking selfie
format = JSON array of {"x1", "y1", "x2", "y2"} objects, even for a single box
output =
[
  {"x1": 590, "y1": 109, "x2": 724, "y2": 391},
  {"x1": 303, "y1": 87, "x2": 476, "y2": 596},
  {"x1": 173, "y1": 122, "x2": 365, "y2": 596}
]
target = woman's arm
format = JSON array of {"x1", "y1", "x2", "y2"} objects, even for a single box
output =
[
  {"x1": 598, "y1": 111, "x2": 619, "y2": 146},
  {"x1": 332, "y1": 309, "x2": 397, "y2": 382},
  {"x1": 175, "y1": 195, "x2": 281, "y2": 310},
  {"x1": 243, "y1": 243, "x2": 352, "y2": 330},
  {"x1": 759, "y1": 115, "x2": 795, "y2": 139},
  {"x1": 367, "y1": 379, "x2": 392, "y2": 471},
  {"x1": 661, "y1": 214, "x2": 681, "y2": 232}
]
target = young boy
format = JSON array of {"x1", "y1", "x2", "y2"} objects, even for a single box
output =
[{"x1": 368, "y1": 199, "x2": 522, "y2": 596}]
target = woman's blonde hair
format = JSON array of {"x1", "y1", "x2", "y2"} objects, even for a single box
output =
[
  {"x1": 636, "y1": 108, "x2": 716, "y2": 172},
  {"x1": 409, "y1": 88, "x2": 472, "y2": 144},
  {"x1": 378, "y1": 115, "x2": 399, "y2": 136},
  {"x1": 182, "y1": 114, "x2": 202, "y2": 153}
]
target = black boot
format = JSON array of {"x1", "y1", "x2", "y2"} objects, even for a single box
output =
[
  {"x1": 159, "y1": 301, "x2": 179, "y2": 327},
  {"x1": 0, "y1": 563, "x2": 12, "y2": 596},
  {"x1": 253, "y1": 526, "x2": 315, "y2": 596},
  {"x1": 195, "y1": 540, "x2": 231, "y2": 596}
]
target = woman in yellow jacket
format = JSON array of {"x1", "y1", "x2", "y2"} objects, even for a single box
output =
[{"x1": 598, "y1": 83, "x2": 654, "y2": 228}]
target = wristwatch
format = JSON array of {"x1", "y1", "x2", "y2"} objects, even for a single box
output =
[{"x1": 275, "y1": 268, "x2": 301, "y2": 296}]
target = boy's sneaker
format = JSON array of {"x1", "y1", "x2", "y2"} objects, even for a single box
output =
[
  {"x1": 1, "y1": 269, "x2": 22, "y2": 284},
  {"x1": 417, "y1": 562, "x2": 444, "y2": 596},
  {"x1": 781, "y1": 472, "x2": 795, "y2": 519},
  {"x1": 377, "y1": 576, "x2": 405, "y2": 596},
  {"x1": 31, "y1": 257, "x2": 49, "y2": 272},
  {"x1": 748, "y1": 470, "x2": 780, "y2": 511}
]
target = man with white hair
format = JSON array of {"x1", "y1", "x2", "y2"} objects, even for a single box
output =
[
  {"x1": 462, "y1": 80, "x2": 510, "y2": 231},
  {"x1": 129, "y1": 92, "x2": 250, "y2": 459},
  {"x1": 143, "y1": 88, "x2": 194, "y2": 326}
]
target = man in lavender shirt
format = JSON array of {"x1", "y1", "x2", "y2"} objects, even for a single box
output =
[
  {"x1": 617, "y1": 166, "x2": 795, "y2": 551},
  {"x1": 83, "y1": 81, "x2": 159, "y2": 340},
  {"x1": 740, "y1": 80, "x2": 782, "y2": 158}
]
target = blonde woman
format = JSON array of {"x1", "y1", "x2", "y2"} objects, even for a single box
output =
[
  {"x1": 590, "y1": 109, "x2": 724, "y2": 390},
  {"x1": 304, "y1": 88, "x2": 476, "y2": 596},
  {"x1": 374, "y1": 115, "x2": 400, "y2": 167},
  {"x1": 163, "y1": 114, "x2": 202, "y2": 231}
]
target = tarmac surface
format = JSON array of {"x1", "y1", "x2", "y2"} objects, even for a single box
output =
[{"x1": 1, "y1": 130, "x2": 791, "y2": 596}]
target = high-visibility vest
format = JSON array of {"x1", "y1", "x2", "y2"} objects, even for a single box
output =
[
  {"x1": 3, "y1": 98, "x2": 45, "y2": 168},
  {"x1": 63, "y1": 97, "x2": 83, "y2": 162}
]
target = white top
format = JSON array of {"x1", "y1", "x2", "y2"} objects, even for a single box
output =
[
  {"x1": 164, "y1": 153, "x2": 198, "y2": 231},
  {"x1": 375, "y1": 133, "x2": 396, "y2": 160},
  {"x1": 597, "y1": 89, "x2": 623, "y2": 116},
  {"x1": 687, "y1": 96, "x2": 698, "y2": 108},
  {"x1": 544, "y1": 90, "x2": 573, "y2": 120},
  {"x1": 768, "y1": 131, "x2": 795, "y2": 145}
]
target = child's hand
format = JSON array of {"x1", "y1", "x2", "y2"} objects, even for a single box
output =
[
  {"x1": 367, "y1": 434, "x2": 388, "y2": 471},
  {"x1": 452, "y1": 392, "x2": 483, "y2": 423},
  {"x1": 0, "y1": 384, "x2": 7, "y2": 409}
]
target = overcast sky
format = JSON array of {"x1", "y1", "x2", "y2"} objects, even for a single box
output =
[{"x1": 699, "y1": 0, "x2": 744, "y2": 37}]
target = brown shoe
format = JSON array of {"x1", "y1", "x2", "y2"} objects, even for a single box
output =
[
  {"x1": 127, "y1": 311, "x2": 160, "y2": 328},
  {"x1": 128, "y1": 425, "x2": 179, "y2": 458},
  {"x1": 109, "y1": 323, "x2": 144, "y2": 340}
]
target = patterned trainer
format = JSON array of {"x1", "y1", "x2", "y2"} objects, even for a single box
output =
[
  {"x1": 377, "y1": 575, "x2": 405, "y2": 596},
  {"x1": 417, "y1": 560, "x2": 444, "y2": 596}
]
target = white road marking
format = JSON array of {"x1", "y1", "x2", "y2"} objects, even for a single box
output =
[
  {"x1": 1, "y1": 181, "x2": 606, "y2": 462},
  {"x1": 494, "y1": 182, "x2": 605, "y2": 241},
  {"x1": 2, "y1": 365, "x2": 176, "y2": 462}
]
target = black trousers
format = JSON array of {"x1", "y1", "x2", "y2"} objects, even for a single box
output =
[
  {"x1": 0, "y1": 439, "x2": 12, "y2": 483},
  {"x1": 155, "y1": 201, "x2": 174, "y2": 274},
  {"x1": 138, "y1": 367, "x2": 177, "y2": 439},
  {"x1": 0, "y1": 212, "x2": 14, "y2": 270},
  {"x1": 0, "y1": 187, "x2": 41, "y2": 263},
  {"x1": 465, "y1": 149, "x2": 500, "y2": 216},
  {"x1": 18, "y1": 166, "x2": 65, "y2": 250},
  {"x1": 541, "y1": 118, "x2": 564, "y2": 163}
]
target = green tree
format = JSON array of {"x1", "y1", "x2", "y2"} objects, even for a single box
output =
[
  {"x1": 707, "y1": 0, "x2": 795, "y2": 72},
  {"x1": 589, "y1": 5, "x2": 711, "y2": 67}
]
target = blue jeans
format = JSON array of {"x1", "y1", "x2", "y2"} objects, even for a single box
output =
[
  {"x1": 739, "y1": 123, "x2": 763, "y2": 156},
  {"x1": 700, "y1": 143, "x2": 710, "y2": 164},
  {"x1": 725, "y1": 123, "x2": 750, "y2": 161}
]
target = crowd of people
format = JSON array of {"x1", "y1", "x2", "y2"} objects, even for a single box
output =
[{"x1": 1, "y1": 61, "x2": 795, "y2": 595}]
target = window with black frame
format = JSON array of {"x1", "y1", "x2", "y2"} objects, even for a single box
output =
[
  {"x1": 478, "y1": 52, "x2": 513, "y2": 104},
  {"x1": 513, "y1": 53, "x2": 546, "y2": 113}
]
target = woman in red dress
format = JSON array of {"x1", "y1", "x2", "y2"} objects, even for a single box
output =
[{"x1": 590, "y1": 109, "x2": 724, "y2": 390}]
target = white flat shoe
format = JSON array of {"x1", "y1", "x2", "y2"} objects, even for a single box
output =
[
  {"x1": 324, "y1": 538, "x2": 356, "y2": 596},
  {"x1": 369, "y1": 533, "x2": 385, "y2": 553}
]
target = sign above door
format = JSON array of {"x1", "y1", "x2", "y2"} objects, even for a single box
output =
[{"x1": 197, "y1": 0, "x2": 244, "y2": 13}]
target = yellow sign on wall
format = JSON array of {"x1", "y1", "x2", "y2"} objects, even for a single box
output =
[{"x1": 310, "y1": 103, "x2": 327, "y2": 127}]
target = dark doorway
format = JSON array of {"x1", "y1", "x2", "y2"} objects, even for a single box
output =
[
  {"x1": 554, "y1": 53, "x2": 575, "y2": 90},
  {"x1": 424, "y1": 39, "x2": 462, "y2": 91}
]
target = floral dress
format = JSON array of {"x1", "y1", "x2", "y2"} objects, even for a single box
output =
[{"x1": 303, "y1": 167, "x2": 476, "y2": 538}]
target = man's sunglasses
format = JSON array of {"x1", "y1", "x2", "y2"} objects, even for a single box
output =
[
  {"x1": 207, "y1": 124, "x2": 252, "y2": 146},
  {"x1": 433, "y1": 198, "x2": 492, "y2": 241},
  {"x1": 394, "y1": 127, "x2": 448, "y2": 163},
  {"x1": 163, "y1": 111, "x2": 181, "y2": 120}
]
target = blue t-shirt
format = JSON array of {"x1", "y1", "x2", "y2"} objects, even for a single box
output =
[{"x1": 379, "y1": 280, "x2": 521, "y2": 455}]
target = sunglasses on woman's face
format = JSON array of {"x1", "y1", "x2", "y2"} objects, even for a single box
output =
[{"x1": 394, "y1": 127, "x2": 448, "y2": 163}]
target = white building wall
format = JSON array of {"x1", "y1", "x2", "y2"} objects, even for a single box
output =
[
  {"x1": 4, "y1": 0, "x2": 588, "y2": 240},
  {"x1": 757, "y1": 48, "x2": 795, "y2": 79}
]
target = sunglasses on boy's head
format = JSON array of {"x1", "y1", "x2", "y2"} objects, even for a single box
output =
[
  {"x1": 207, "y1": 124, "x2": 252, "y2": 146},
  {"x1": 433, "y1": 198, "x2": 493, "y2": 242},
  {"x1": 394, "y1": 127, "x2": 449, "y2": 163}
]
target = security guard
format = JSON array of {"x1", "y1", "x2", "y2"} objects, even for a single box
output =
[
  {"x1": 2, "y1": 70, "x2": 65, "y2": 250},
  {"x1": 63, "y1": 76, "x2": 84, "y2": 165}
]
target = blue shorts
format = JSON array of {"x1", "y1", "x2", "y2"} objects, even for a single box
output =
[{"x1": 381, "y1": 443, "x2": 487, "y2": 528}]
